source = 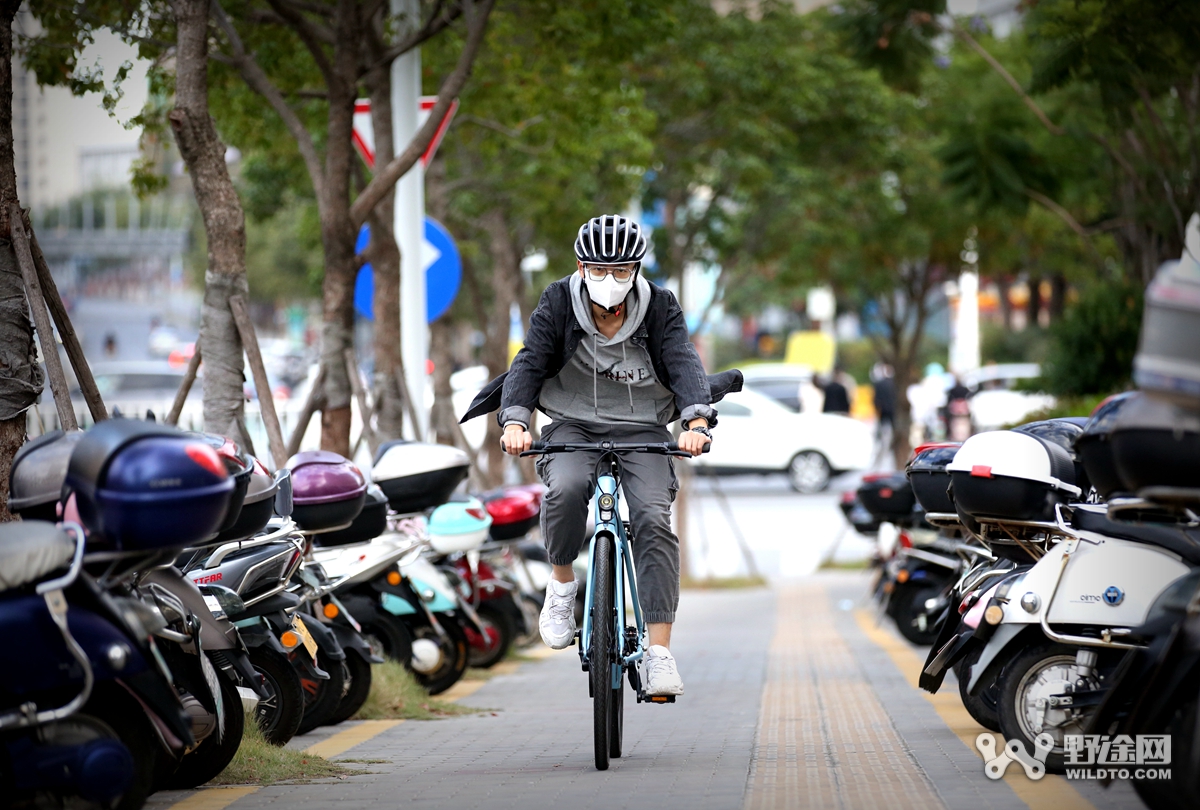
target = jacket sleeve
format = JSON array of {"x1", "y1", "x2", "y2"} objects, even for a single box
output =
[
  {"x1": 657, "y1": 288, "x2": 716, "y2": 426},
  {"x1": 498, "y1": 285, "x2": 560, "y2": 428}
]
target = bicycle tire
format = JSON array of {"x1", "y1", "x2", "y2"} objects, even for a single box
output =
[
  {"x1": 609, "y1": 671, "x2": 624, "y2": 759},
  {"x1": 591, "y1": 531, "x2": 614, "y2": 771}
]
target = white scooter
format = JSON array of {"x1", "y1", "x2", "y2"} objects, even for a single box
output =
[{"x1": 963, "y1": 502, "x2": 1199, "y2": 771}]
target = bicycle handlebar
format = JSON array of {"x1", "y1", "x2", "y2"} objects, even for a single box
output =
[{"x1": 519, "y1": 440, "x2": 709, "y2": 459}]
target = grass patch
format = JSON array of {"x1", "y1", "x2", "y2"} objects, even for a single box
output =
[
  {"x1": 353, "y1": 661, "x2": 480, "y2": 720},
  {"x1": 210, "y1": 715, "x2": 354, "y2": 786},
  {"x1": 818, "y1": 558, "x2": 871, "y2": 571},
  {"x1": 680, "y1": 575, "x2": 768, "y2": 590}
]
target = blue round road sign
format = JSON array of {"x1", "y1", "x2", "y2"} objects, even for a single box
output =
[{"x1": 354, "y1": 217, "x2": 462, "y2": 323}]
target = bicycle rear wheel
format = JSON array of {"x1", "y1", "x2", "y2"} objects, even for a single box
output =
[{"x1": 591, "y1": 531, "x2": 614, "y2": 771}]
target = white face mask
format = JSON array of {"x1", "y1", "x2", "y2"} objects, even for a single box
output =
[{"x1": 584, "y1": 273, "x2": 634, "y2": 309}]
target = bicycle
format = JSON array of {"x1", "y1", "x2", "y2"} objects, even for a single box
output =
[{"x1": 521, "y1": 439, "x2": 707, "y2": 771}]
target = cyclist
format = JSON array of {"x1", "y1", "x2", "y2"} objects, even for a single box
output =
[{"x1": 497, "y1": 214, "x2": 720, "y2": 697}]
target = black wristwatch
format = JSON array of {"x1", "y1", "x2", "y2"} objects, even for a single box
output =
[{"x1": 689, "y1": 425, "x2": 712, "y2": 439}]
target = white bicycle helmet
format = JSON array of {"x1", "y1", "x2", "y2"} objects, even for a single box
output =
[{"x1": 574, "y1": 214, "x2": 648, "y2": 265}]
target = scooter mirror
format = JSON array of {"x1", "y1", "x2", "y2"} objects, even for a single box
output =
[{"x1": 273, "y1": 468, "x2": 293, "y2": 517}]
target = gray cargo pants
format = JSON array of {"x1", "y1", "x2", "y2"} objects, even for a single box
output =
[{"x1": 536, "y1": 420, "x2": 680, "y2": 624}]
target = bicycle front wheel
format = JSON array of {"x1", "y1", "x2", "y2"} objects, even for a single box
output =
[{"x1": 591, "y1": 531, "x2": 614, "y2": 771}]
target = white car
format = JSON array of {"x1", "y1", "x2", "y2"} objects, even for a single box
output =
[
  {"x1": 962, "y1": 363, "x2": 1055, "y2": 431},
  {"x1": 694, "y1": 387, "x2": 873, "y2": 493}
]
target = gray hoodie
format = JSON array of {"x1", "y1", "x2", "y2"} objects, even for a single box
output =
[{"x1": 537, "y1": 273, "x2": 676, "y2": 426}]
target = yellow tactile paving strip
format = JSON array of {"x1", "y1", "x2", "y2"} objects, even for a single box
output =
[{"x1": 744, "y1": 580, "x2": 946, "y2": 810}]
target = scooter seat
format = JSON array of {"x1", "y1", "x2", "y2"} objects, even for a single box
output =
[
  {"x1": 1072, "y1": 508, "x2": 1200, "y2": 565},
  {"x1": 0, "y1": 521, "x2": 75, "y2": 592}
]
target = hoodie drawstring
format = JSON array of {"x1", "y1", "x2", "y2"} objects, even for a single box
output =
[
  {"x1": 621, "y1": 341, "x2": 634, "y2": 413},
  {"x1": 593, "y1": 332, "x2": 599, "y2": 419}
]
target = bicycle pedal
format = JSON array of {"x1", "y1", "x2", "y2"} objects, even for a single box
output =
[{"x1": 647, "y1": 695, "x2": 676, "y2": 704}]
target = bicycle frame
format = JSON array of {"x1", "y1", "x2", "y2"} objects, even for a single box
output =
[{"x1": 579, "y1": 467, "x2": 646, "y2": 690}]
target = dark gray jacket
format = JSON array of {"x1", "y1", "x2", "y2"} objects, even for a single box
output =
[{"x1": 461, "y1": 276, "x2": 742, "y2": 427}]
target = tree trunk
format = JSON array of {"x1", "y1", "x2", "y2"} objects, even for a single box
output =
[
  {"x1": 429, "y1": 317, "x2": 456, "y2": 445},
  {"x1": 1026, "y1": 275, "x2": 1042, "y2": 328},
  {"x1": 0, "y1": 1, "x2": 40, "y2": 520},
  {"x1": 365, "y1": 64, "x2": 405, "y2": 441},
  {"x1": 890, "y1": 353, "x2": 915, "y2": 470},
  {"x1": 316, "y1": 3, "x2": 365, "y2": 459},
  {"x1": 170, "y1": 0, "x2": 250, "y2": 448},
  {"x1": 479, "y1": 208, "x2": 522, "y2": 487},
  {"x1": 1049, "y1": 274, "x2": 1067, "y2": 322},
  {"x1": 997, "y1": 275, "x2": 1013, "y2": 330}
]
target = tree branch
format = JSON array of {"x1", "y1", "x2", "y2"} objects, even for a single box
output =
[
  {"x1": 952, "y1": 20, "x2": 1065, "y2": 137},
  {"x1": 210, "y1": 0, "x2": 326, "y2": 201},
  {"x1": 350, "y1": 0, "x2": 494, "y2": 227},
  {"x1": 1024, "y1": 188, "x2": 1103, "y2": 262},
  {"x1": 370, "y1": 0, "x2": 461, "y2": 72},
  {"x1": 265, "y1": 0, "x2": 336, "y2": 80}
]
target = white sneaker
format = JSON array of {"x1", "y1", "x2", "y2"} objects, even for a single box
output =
[
  {"x1": 539, "y1": 578, "x2": 578, "y2": 649},
  {"x1": 642, "y1": 645, "x2": 684, "y2": 696}
]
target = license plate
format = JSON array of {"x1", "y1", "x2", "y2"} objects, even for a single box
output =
[{"x1": 291, "y1": 615, "x2": 319, "y2": 660}]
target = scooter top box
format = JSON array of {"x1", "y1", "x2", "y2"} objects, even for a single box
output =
[
  {"x1": 187, "y1": 432, "x2": 254, "y2": 534},
  {"x1": 65, "y1": 419, "x2": 235, "y2": 550},
  {"x1": 905, "y1": 442, "x2": 960, "y2": 515},
  {"x1": 1012, "y1": 416, "x2": 1090, "y2": 496},
  {"x1": 372, "y1": 440, "x2": 469, "y2": 514},
  {"x1": 213, "y1": 455, "x2": 278, "y2": 543},
  {"x1": 1133, "y1": 252, "x2": 1200, "y2": 402},
  {"x1": 857, "y1": 472, "x2": 917, "y2": 521},
  {"x1": 1110, "y1": 391, "x2": 1200, "y2": 494},
  {"x1": 482, "y1": 484, "x2": 542, "y2": 540},
  {"x1": 1075, "y1": 391, "x2": 1137, "y2": 498},
  {"x1": 947, "y1": 430, "x2": 1081, "y2": 523},
  {"x1": 313, "y1": 484, "x2": 388, "y2": 547},
  {"x1": 287, "y1": 450, "x2": 367, "y2": 532},
  {"x1": 7, "y1": 429, "x2": 84, "y2": 522},
  {"x1": 428, "y1": 497, "x2": 492, "y2": 554}
]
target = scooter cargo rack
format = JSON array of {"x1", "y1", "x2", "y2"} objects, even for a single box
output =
[{"x1": 923, "y1": 512, "x2": 964, "y2": 530}]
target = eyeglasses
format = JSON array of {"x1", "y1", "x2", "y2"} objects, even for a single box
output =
[{"x1": 582, "y1": 263, "x2": 636, "y2": 282}]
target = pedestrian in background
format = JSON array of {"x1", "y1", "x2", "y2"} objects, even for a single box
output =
[
  {"x1": 820, "y1": 366, "x2": 851, "y2": 415},
  {"x1": 871, "y1": 363, "x2": 896, "y2": 458}
]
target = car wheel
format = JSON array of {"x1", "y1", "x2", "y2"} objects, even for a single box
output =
[{"x1": 788, "y1": 451, "x2": 831, "y2": 493}]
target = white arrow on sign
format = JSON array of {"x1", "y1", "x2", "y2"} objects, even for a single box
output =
[{"x1": 351, "y1": 96, "x2": 459, "y2": 170}]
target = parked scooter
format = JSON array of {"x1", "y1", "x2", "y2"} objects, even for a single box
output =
[{"x1": 0, "y1": 521, "x2": 193, "y2": 810}]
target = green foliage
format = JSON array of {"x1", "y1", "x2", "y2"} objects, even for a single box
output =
[
  {"x1": 1040, "y1": 277, "x2": 1143, "y2": 396},
  {"x1": 829, "y1": 0, "x2": 946, "y2": 93},
  {"x1": 425, "y1": 0, "x2": 666, "y2": 299},
  {"x1": 1006, "y1": 393, "x2": 1112, "y2": 427},
  {"x1": 244, "y1": 200, "x2": 324, "y2": 303},
  {"x1": 981, "y1": 322, "x2": 1048, "y2": 365}
]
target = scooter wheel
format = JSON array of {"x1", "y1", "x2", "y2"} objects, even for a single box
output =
[
  {"x1": 412, "y1": 616, "x2": 469, "y2": 696},
  {"x1": 327, "y1": 651, "x2": 373, "y2": 725},
  {"x1": 361, "y1": 613, "x2": 413, "y2": 665},
  {"x1": 248, "y1": 647, "x2": 304, "y2": 745},
  {"x1": 295, "y1": 648, "x2": 347, "y2": 735},
  {"x1": 956, "y1": 645, "x2": 1001, "y2": 732},
  {"x1": 163, "y1": 674, "x2": 245, "y2": 789},
  {"x1": 998, "y1": 641, "x2": 1105, "y2": 774},
  {"x1": 468, "y1": 602, "x2": 516, "y2": 669},
  {"x1": 892, "y1": 583, "x2": 943, "y2": 646}
]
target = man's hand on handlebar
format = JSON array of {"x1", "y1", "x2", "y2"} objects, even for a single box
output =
[
  {"x1": 502, "y1": 424, "x2": 532, "y2": 456},
  {"x1": 677, "y1": 429, "x2": 711, "y2": 457}
]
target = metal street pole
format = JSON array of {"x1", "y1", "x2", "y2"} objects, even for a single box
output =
[{"x1": 391, "y1": 0, "x2": 429, "y2": 439}]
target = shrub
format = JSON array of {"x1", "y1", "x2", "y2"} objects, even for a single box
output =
[{"x1": 1039, "y1": 278, "x2": 1143, "y2": 397}]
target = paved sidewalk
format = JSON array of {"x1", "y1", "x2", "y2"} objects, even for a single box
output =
[{"x1": 148, "y1": 576, "x2": 1151, "y2": 810}]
